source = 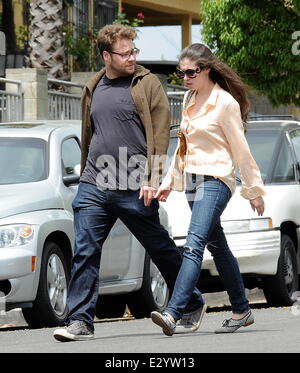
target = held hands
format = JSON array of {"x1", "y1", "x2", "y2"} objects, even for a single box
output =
[
  {"x1": 139, "y1": 186, "x2": 171, "y2": 206},
  {"x1": 154, "y1": 187, "x2": 171, "y2": 203},
  {"x1": 250, "y1": 196, "x2": 265, "y2": 216},
  {"x1": 139, "y1": 186, "x2": 157, "y2": 206}
]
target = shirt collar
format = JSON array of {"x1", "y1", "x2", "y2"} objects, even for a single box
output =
[
  {"x1": 185, "y1": 83, "x2": 221, "y2": 111},
  {"x1": 206, "y1": 83, "x2": 221, "y2": 107}
]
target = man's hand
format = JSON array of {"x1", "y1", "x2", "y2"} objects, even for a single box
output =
[
  {"x1": 139, "y1": 186, "x2": 157, "y2": 206},
  {"x1": 154, "y1": 187, "x2": 171, "y2": 202},
  {"x1": 250, "y1": 196, "x2": 265, "y2": 216}
]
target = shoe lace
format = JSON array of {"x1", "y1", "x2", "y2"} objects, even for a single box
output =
[
  {"x1": 178, "y1": 313, "x2": 195, "y2": 326},
  {"x1": 222, "y1": 318, "x2": 231, "y2": 327}
]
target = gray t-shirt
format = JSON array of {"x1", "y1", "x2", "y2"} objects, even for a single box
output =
[{"x1": 80, "y1": 74, "x2": 147, "y2": 190}]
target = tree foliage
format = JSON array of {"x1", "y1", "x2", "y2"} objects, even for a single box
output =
[{"x1": 201, "y1": 0, "x2": 300, "y2": 106}]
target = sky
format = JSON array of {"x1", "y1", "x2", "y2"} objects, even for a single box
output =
[{"x1": 135, "y1": 25, "x2": 203, "y2": 62}]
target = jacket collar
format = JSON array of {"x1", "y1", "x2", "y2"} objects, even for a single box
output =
[{"x1": 85, "y1": 64, "x2": 150, "y2": 94}]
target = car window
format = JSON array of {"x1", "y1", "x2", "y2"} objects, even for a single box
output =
[
  {"x1": 271, "y1": 139, "x2": 295, "y2": 183},
  {"x1": 245, "y1": 129, "x2": 280, "y2": 182},
  {"x1": 61, "y1": 137, "x2": 81, "y2": 176},
  {"x1": 163, "y1": 136, "x2": 179, "y2": 175},
  {"x1": 0, "y1": 137, "x2": 47, "y2": 184},
  {"x1": 290, "y1": 130, "x2": 300, "y2": 161},
  {"x1": 167, "y1": 136, "x2": 179, "y2": 158}
]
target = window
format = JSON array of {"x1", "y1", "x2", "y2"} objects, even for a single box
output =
[
  {"x1": 271, "y1": 138, "x2": 295, "y2": 183},
  {"x1": 61, "y1": 137, "x2": 81, "y2": 176},
  {"x1": 245, "y1": 129, "x2": 280, "y2": 182},
  {"x1": 72, "y1": 0, "x2": 89, "y2": 38},
  {"x1": 0, "y1": 137, "x2": 47, "y2": 185},
  {"x1": 94, "y1": 0, "x2": 118, "y2": 30},
  {"x1": 290, "y1": 130, "x2": 300, "y2": 161}
]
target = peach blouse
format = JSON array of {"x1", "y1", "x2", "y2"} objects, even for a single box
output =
[{"x1": 162, "y1": 83, "x2": 265, "y2": 200}]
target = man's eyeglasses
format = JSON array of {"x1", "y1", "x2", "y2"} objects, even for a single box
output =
[
  {"x1": 176, "y1": 67, "x2": 201, "y2": 78},
  {"x1": 108, "y1": 47, "x2": 140, "y2": 60}
]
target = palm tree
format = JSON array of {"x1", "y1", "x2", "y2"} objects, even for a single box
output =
[{"x1": 28, "y1": 0, "x2": 66, "y2": 79}]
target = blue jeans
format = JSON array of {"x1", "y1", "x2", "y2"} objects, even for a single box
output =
[
  {"x1": 66, "y1": 182, "x2": 203, "y2": 329},
  {"x1": 165, "y1": 174, "x2": 250, "y2": 321}
]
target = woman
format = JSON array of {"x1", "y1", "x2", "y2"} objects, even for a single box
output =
[{"x1": 151, "y1": 43, "x2": 265, "y2": 335}]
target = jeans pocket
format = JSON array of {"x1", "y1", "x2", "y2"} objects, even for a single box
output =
[{"x1": 127, "y1": 196, "x2": 159, "y2": 217}]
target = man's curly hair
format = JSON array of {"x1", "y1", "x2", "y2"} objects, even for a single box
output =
[{"x1": 97, "y1": 24, "x2": 137, "y2": 57}]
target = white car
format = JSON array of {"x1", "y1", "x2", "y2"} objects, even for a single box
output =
[
  {"x1": 164, "y1": 119, "x2": 300, "y2": 307},
  {"x1": 2, "y1": 118, "x2": 299, "y2": 329},
  {"x1": 0, "y1": 121, "x2": 169, "y2": 328}
]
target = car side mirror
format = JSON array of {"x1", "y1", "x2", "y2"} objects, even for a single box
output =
[{"x1": 63, "y1": 174, "x2": 80, "y2": 186}]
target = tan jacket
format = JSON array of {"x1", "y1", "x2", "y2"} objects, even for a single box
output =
[{"x1": 80, "y1": 65, "x2": 171, "y2": 188}]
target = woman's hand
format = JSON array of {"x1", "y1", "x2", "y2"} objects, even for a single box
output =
[
  {"x1": 250, "y1": 196, "x2": 265, "y2": 216},
  {"x1": 154, "y1": 187, "x2": 171, "y2": 202}
]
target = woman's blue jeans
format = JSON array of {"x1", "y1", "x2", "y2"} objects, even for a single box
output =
[
  {"x1": 66, "y1": 182, "x2": 203, "y2": 330},
  {"x1": 165, "y1": 174, "x2": 250, "y2": 321}
]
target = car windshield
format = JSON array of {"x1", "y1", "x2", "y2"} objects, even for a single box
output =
[
  {"x1": 245, "y1": 129, "x2": 280, "y2": 182},
  {"x1": 167, "y1": 129, "x2": 280, "y2": 183},
  {"x1": 0, "y1": 137, "x2": 47, "y2": 185}
]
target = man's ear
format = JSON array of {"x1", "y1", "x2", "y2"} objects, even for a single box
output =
[{"x1": 102, "y1": 50, "x2": 110, "y2": 63}]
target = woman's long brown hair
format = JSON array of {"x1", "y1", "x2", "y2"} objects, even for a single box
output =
[{"x1": 180, "y1": 43, "x2": 250, "y2": 129}]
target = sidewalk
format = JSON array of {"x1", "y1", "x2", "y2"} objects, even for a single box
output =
[{"x1": 0, "y1": 288, "x2": 266, "y2": 328}]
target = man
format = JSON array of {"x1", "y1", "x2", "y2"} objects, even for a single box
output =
[{"x1": 53, "y1": 24, "x2": 205, "y2": 342}]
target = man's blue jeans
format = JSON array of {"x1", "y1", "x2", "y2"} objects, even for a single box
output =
[
  {"x1": 66, "y1": 182, "x2": 204, "y2": 329},
  {"x1": 165, "y1": 174, "x2": 250, "y2": 321}
]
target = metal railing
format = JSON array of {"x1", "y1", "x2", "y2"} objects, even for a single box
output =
[
  {"x1": 47, "y1": 80, "x2": 186, "y2": 122},
  {"x1": 0, "y1": 78, "x2": 23, "y2": 122},
  {"x1": 167, "y1": 84, "x2": 187, "y2": 126},
  {"x1": 48, "y1": 78, "x2": 84, "y2": 120}
]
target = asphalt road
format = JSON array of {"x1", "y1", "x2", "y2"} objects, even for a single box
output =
[{"x1": 0, "y1": 298, "x2": 299, "y2": 357}]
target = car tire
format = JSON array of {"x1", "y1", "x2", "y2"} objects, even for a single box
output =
[
  {"x1": 262, "y1": 234, "x2": 299, "y2": 306},
  {"x1": 95, "y1": 294, "x2": 127, "y2": 319},
  {"x1": 22, "y1": 241, "x2": 69, "y2": 328},
  {"x1": 127, "y1": 253, "x2": 169, "y2": 318}
]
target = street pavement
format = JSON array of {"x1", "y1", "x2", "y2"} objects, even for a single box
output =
[
  {"x1": 0, "y1": 288, "x2": 265, "y2": 328},
  {"x1": 0, "y1": 307, "x2": 299, "y2": 355},
  {"x1": 0, "y1": 289, "x2": 299, "y2": 356}
]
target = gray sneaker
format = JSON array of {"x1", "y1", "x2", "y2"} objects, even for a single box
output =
[
  {"x1": 53, "y1": 321, "x2": 94, "y2": 342},
  {"x1": 215, "y1": 310, "x2": 254, "y2": 334},
  {"x1": 151, "y1": 311, "x2": 176, "y2": 336},
  {"x1": 175, "y1": 304, "x2": 207, "y2": 334}
]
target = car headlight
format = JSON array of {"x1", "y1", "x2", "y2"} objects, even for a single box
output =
[
  {"x1": 0, "y1": 225, "x2": 34, "y2": 248},
  {"x1": 222, "y1": 218, "x2": 273, "y2": 234}
]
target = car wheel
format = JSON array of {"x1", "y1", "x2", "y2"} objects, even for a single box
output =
[
  {"x1": 22, "y1": 241, "x2": 69, "y2": 328},
  {"x1": 262, "y1": 234, "x2": 299, "y2": 306},
  {"x1": 127, "y1": 253, "x2": 169, "y2": 318},
  {"x1": 95, "y1": 294, "x2": 127, "y2": 319}
]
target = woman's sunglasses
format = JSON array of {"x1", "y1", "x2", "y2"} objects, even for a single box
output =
[{"x1": 176, "y1": 67, "x2": 201, "y2": 78}]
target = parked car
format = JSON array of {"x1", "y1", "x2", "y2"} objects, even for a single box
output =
[
  {"x1": 164, "y1": 119, "x2": 300, "y2": 307},
  {"x1": 2, "y1": 118, "x2": 299, "y2": 329},
  {"x1": 0, "y1": 120, "x2": 169, "y2": 328}
]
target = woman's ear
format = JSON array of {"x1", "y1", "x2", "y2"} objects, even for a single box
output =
[{"x1": 203, "y1": 67, "x2": 211, "y2": 75}]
